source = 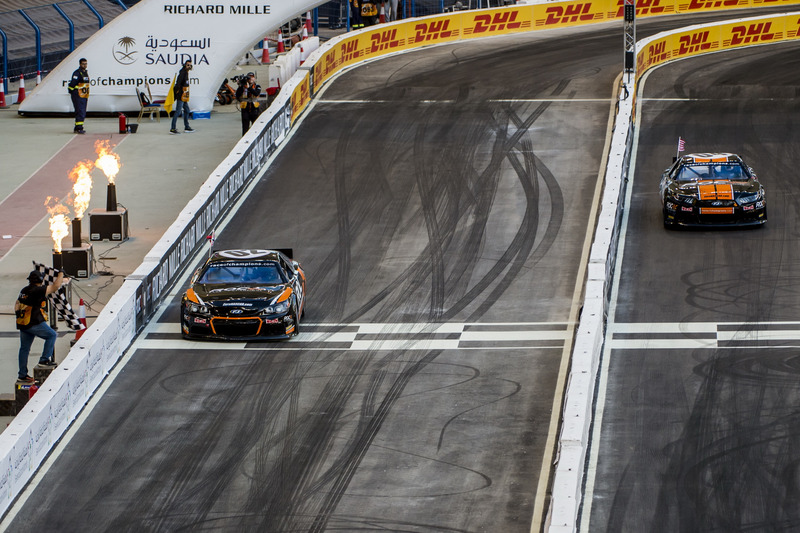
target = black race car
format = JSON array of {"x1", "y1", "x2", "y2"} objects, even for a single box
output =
[
  {"x1": 660, "y1": 153, "x2": 766, "y2": 228},
  {"x1": 180, "y1": 249, "x2": 306, "y2": 340}
]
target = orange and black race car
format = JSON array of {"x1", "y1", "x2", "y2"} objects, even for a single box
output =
[
  {"x1": 660, "y1": 153, "x2": 767, "y2": 228},
  {"x1": 180, "y1": 249, "x2": 305, "y2": 340}
]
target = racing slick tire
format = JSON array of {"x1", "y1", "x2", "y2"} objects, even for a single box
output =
[{"x1": 291, "y1": 302, "x2": 300, "y2": 337}]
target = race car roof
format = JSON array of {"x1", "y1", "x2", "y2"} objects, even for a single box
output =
[
  {"x1": 681, "y1": 153, "x2": 741, "y2": 164},
  {"x1": 206, "y1": 249, "x2": 291, "y2": 264}
]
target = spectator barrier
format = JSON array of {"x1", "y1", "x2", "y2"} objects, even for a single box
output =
[{"x1": 1, "y1": 2, "x2": 800, "y2": 526}]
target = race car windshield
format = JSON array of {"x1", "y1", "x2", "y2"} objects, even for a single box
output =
[
  {"x1": 199, "y1": 262, "x2": 286, "y2": 284},
  {"x1": 676, "y1": 163, "x2": 748, "y2": 182}
]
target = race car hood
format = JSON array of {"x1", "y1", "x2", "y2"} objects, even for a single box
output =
[
  {"x1": 678, "y1": 179, "x2": 759, "y2": 199},
  {"x1": 192, "y1": 283, "x2": 287, "y2": 304}
]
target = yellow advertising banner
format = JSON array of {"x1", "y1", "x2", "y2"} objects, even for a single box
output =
[
  {"x1": 636, "y1": 12, "x2": 800, "y2": 83},
  {"x1": 309, "y1": 0, "x2": 800, "y2": 96},
  {"x1": 532, "y1": 1, "x2": 610, "y2": 29},
  {"x1": 291, "y1": 71, "x2": 311, "y2": 124}
]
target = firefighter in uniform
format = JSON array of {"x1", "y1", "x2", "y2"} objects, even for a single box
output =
[
  {"x1": 235, "y1": 72, "x2": 261, "y2": 136},
  {"x1": 67, "y1": 58, "x2": 90, "y2": 134}
]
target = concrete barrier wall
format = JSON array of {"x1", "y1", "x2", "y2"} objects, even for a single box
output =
[{"x1": 1, "y1": 2, "x2": 798, "y2": 524}]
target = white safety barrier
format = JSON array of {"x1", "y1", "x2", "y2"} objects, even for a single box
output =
[{"x1": 547, "y1": 87, "x2": 633, "y2": 532}]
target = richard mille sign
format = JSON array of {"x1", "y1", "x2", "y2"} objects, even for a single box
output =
[
  {"x1": 163, "y1": 4, "x2": 272, "y2": 14},
  {"x1": 19, "y1": 0, "x2": 310, "y2": 114}
]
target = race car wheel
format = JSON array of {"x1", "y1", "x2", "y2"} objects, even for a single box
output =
[{"x1": 291, "y1": 302, "x2": 300, "y2": 336}]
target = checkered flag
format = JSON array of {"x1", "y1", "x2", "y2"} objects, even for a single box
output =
[{"x1": 33, "y1": 261, "x2": 86, "y2": 331}]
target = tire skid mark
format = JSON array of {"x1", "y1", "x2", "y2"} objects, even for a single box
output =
[
  {"x1": 104, "y1": 359, "x2": 260, "y2": 529},
  {"x1": 220, "y1": 79, "x2": 575, "y2": 530},
  {"x1": 333, "y1": 124, "x2": 354, "y2": 318},
  {"x1": 308, "y1": 350, "x2": 443, "y2": 532},
  {"x1": 437, "y1": 377, "x2": 522, "y2": 452},
  {"x1": 413, "y1": 113, "x2": 447, "y2": 321}
]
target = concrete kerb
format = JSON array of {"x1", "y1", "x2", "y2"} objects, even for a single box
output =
[{"x1": 547, "y1": 83, "x2": 634, "y2": 531}]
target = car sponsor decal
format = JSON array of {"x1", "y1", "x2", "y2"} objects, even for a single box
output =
[
  {"x1": 700, "y1": 207, "x2": 734, "y2": 214},
  {"x1": 275, "y1": 287, "x2": 293, "y2": 303},
  {"x1": 193, "y1": 317, "x2": 208, "y2": 325},
  {"x1": 742, "y1": 204, "x2": 754, "y2": 211},
  {"x1": 217, "y1": 249, "x2": 271, "y2": 259},
  {"x1": 681, "y1": 206, "x2": 693, "y2": 212},
  {"x1": 698, "y1": 181, "x2": 733, "y2": 200}
]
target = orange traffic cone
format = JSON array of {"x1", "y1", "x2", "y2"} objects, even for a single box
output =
[
  {"x1": 277, "y1": 33, "x2": 285, "y2": 53},
  {"x1": 74, "y1": 298, "x2": 87, "y2": 341},
  {"x1": 36, "y1": 70, "x2": 41, "y2": 85},
  {"x1": 17, "y1": 75, "x2": 25, "y2": 104},
  {"x1": 302, "y1": 26, "x2": 308, "y2": 40},
  {"x1": 0, "y1": 79, "x2": 6, "y2": 108},
  {"x1": 261, "y1": 38, "x2": 270, "y2": 64},
  {"x1": 305, "y1": 12, "x2": 313, "y2": 34},
  {"x1": 380, "y1": 5, "x2": 386, "y2": 23}
]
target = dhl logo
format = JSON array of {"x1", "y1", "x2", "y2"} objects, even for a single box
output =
[
  {"x1": 339, "y1": 39, "x2": 362, "y2": 63},
  {"x1": 292, "y1": 80, "x2": 310, "y2": 118},
  {"x1": 413, "y1": 20, "x2": 454, "y2": 43},
  {"x1": 646, "y1": 40, "x2": 670, "y2": 65},
  {"x1": 612, "y1": 0, "x2": 670, "y2": 17},
  {"x1": 789, "y1": 17, "x2": 800, "y2": 38},
  {"x1": 472, "y1": 11, "x2": 522, "y2": 33},
  {"x1": 677, "y1": 31, "x2": 713, "y2": 54},
  {"x1": 541, "y1": 4, "x2": 597, "y2": 25},
  {"x1": 728, "y1": 22, "x2": 775, "y2": 45},
  {"x1": 682, "y1": 0, "x2": 742, "y2": 10},
  {"x1": 370, "y1": 28, "x2": 401, "y2": 52},
  {"x1": 314, "y1": 51, "x2": 340, "y2": 80}
]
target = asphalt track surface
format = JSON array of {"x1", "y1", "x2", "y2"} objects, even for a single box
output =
[
  {"x1": 585, "y1": 42, "x2": 800, "y2": 531},
  {"x1": 5, "y1": 12, "x2": 799, "y2": 533}
]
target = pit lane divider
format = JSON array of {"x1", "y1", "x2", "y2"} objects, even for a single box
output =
[
  {"x1": 548, "y1": 10, "x2": 800, "y2": 533},
  {"x1": 1, "y1": 1, "x2": 799, "y2": 525}
]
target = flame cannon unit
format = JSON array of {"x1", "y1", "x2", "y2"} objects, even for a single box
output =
[
  {"x1": 52, "y1": 218, "x2": 93, "y2": 278},
  {"x1": 88, "y1": 183, "x2": 128, "y2": 241}
]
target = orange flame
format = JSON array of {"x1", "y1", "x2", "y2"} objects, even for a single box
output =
[
  {"x1": 68, "y1": 160, "x2": 94, "y2": 219},
  {"x1": 45, "y1": 197, "x2": 70, "y2": 253},
  {"x1": 94, "y1": 140, "x2": 121, "y2": 185}
]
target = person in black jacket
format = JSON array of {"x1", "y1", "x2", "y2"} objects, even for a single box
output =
[
  {"x1": 170, "y1": 60, "x2": 196, "y2": 134},
  {"x1": 15, "y1": 270, "x2": 67, "y2": 383},
  {"x1": 235, "y1": 72, "x2": 261, "y2": 135},
  {"x1": 67, "y1": 58, "x2": 90, "y2": 134}
]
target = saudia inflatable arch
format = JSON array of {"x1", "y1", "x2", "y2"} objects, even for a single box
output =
[{"x1": 18, "y1": 0, "x2": 327, "y2": 114}]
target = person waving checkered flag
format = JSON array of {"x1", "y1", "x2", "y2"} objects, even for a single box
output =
[{"x1": 32, "y1": 261, "x2": 85, "y2": 331}]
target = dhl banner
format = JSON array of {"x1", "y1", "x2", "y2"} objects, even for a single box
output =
[
  {"x1": 308, "y1": 0, "x2": 800, "y2": 96},
  {"x1": 291, "y1": 71, "x2": 312, "y2": 123},
  {"x1": 637, "y1": 12, "x2": 800, "y2": 81}
]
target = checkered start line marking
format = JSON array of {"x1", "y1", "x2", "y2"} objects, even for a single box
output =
[
  {"x1": 609, "y1": 322, "x2": 800, "y2": 349},
  {"x1": 139, "y1": 322, "x2": 574, "y2": 351}
]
